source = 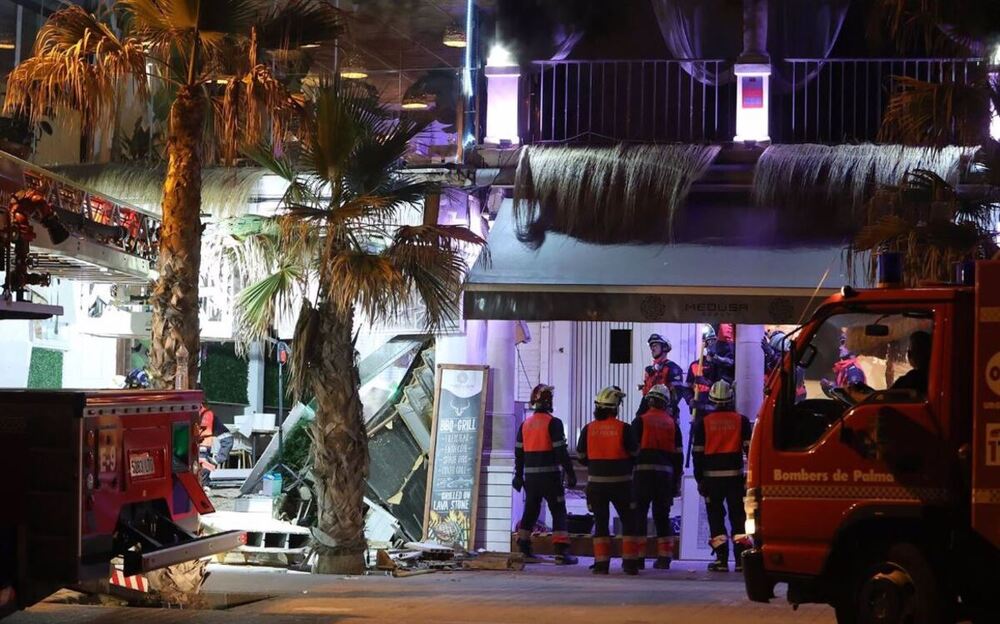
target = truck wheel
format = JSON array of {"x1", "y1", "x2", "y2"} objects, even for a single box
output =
[
  {"x1": 146, "y1": 559, "x2": 209, "y2": 608},
  {"x1": 837, "y1": 543, "x2": 945, "y2": 624}
]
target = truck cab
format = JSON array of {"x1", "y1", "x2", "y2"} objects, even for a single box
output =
[{"x1": 743, "y1": 261, "x2": 1000, "y2": 623}]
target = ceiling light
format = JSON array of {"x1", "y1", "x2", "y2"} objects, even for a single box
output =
[
  {"x1": 340, "y1": 52, "x2": 368, "y2": 80},
  {"x1": 442, "y1": 26, "x2": 466, "y2": 48},
  {"x1": 401, "y1": 95, "x2": 430, "y2": 110},
  {"x1": 301, "y1": 42, "x2": 321, "y2": 50},
  {"x1": 0, "y1": 42, "x2": 15, "y2": 51}
]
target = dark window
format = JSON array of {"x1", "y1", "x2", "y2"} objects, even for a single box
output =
[{"x1": 609, "y1": 329, "x2": 632, "y2": 364}]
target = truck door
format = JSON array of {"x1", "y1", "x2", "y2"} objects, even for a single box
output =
[
  {"x1": 760, "y1": 309, "x2": 949, "y2": 576},
  {"x1": 972, "y1": 261, "x2": 1000, "y2": 548}
]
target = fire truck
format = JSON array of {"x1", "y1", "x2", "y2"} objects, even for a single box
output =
[
  {"x1": 0, "y1": 158, "x2": 242, "y2": 618},
  {"x1": 742, "y1": 260, "x2": 1000, "y2": 623},
  {"x1": 0, "y1": 388, "x2": 245, "y2": 618}
]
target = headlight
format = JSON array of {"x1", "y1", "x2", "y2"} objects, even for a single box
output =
[{"x1": 744, "y1": 487, "x2": 760, "y2": 537}]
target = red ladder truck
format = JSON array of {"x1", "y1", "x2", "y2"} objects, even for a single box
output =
[{"x1": 742, "y1": 260, "x2": 1000, "y2": 623}]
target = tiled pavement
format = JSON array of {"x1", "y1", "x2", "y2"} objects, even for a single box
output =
[{"x1": 7, "y1": 560, "x2": 836, "y2": 623}]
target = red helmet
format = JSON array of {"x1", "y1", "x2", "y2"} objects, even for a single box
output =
[{"x1": 529, "y1": 384, "x2": 554, "y2": 411}]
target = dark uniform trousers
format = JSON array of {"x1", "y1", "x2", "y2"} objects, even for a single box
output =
[
  {"x1": 520, "y1": 472, "x2": 569, "y2": 540},
  {"x1": 704, "y1": 475, "x2": 746, "y2": 544},
  {"x1": 633, "y1": 471, "x2": 675, "y2": 541}
]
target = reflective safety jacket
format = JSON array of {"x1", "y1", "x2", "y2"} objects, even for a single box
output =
[
  {"x1": 632, "y1": 407, "x2": 683, "y2": 476},
  {"x1": 642, "y1": 355, "x2": 685, "y2": 397},
  {"x1": 577, "y1": 417, "x2": 638, "y2": 483},
  {"x1": 515, "y1": 411, "x2": 573, "y2": 480},
  {"x1": 692, "y1": 410, "x2": 752, "y2": 481}
]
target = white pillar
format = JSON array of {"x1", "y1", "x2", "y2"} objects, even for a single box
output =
[
  {"x1": 735, "y1": 325, "x2": 766, "y2": 420},
  {"x1": 245, "y1": 342, "x2": 265, "y2": 414},
  {"x1": 484, "y1": 45, "x2": 520, "y2": 146},
  {"x1": 477, "y1": 319, "x2": 516, "y2": 551}
]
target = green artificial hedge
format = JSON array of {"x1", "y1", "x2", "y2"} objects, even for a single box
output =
[
  {"x1": 27, "y1": 347, "x2": 63, "y2": 389},
  {"x1": 200, "y1": 342, "x2": 248, "y2": 405}
]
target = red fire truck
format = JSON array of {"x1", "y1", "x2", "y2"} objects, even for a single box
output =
[
  {"x1": 742, "y1": 261, "x2": 1000, "y2": 623},
  {"x1": 0, "y1": 389, "x2": 244, "y2": 618}
]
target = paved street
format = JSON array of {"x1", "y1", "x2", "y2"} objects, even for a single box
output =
[{"x1": 7, "y1": 560, "x2": 836, "y2": 624}]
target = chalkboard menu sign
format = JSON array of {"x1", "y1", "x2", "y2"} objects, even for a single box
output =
[{"x1": 423, "y1": 364, "x2": 489, "y2": 549}]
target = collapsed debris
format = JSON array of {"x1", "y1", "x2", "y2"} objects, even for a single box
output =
[{"x1": 374, "y1": 543, "x2": 525, "y2": 577}]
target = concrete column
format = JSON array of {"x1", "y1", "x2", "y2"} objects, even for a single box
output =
[
  {"x1": 734, "y1": 0, "x2": 771, "y2": 143},
  {"x1": 245, "y1": 342, "x2": 265, "y2": 414},
  {"x1": 477, "y1": 319, "x2": 516, "y2": 551},
  {"x1": 735, "y1": 325, "x2": 766, "y2": 420},
  {"x1": 741, "y1": 0, "x2": 769, "y2": 63},
  {"x1": 484, "y1": 46, "x2": 520, "y2": 146}
]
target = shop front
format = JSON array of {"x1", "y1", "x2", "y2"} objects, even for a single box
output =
[{"x1": 448, "y1": 201, "x2": 853, "y2": 558}]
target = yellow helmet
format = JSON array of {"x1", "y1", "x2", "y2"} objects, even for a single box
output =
[{"x1": 594, "y1": 386, "x2": 626, "y2": 409}]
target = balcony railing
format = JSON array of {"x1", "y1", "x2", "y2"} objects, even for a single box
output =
[
  {"x1": 772, "y1": 57, "x2": 985, "y2": 143},
  {"x1": 0, "y1": 151, "x2": 161, "y2": 271},
  {"x1": 518, "y1": 57, "x2": 985, "y2": 146},
  {"x1": 525, "y1": 59, "x2": 736, "y2": 144}
]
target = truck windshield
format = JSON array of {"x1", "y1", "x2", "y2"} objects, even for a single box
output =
[{"x1": 776, "y1": 310, "x2": 934, "y2": 450}]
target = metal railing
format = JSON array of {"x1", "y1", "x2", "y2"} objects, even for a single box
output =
[
  {"x1": 526, "y1": 59, "x2": 736, "y2": 144},
  {"x1": 775, "y1": 57, "x2": 987, "y2": 143},
  {"x1": 0, "y1": 150, "x2": 161, "y2": 265}
]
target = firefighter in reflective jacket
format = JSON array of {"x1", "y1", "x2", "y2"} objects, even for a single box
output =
[
  {"x1": 638, "y1": 334, "x2": 685, "y2": 415},
  {"x1": 631, "y1": 384, "x2": 683, "y2": 569},
  {"x1": 513, "y1": 384, "x2": 579, "y2": 565},
  {"x1": 577, "y1": 386, "x2": 642, "y2": 575},
  {"x1": 692, "y1": 380, "x2": 752, "y2": 572}
]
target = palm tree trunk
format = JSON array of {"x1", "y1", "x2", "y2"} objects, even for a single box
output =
[
  {"x1": 149, "y1": 86, "x2": 205, "y2": 389},
  {"x1": 310, "y1": 299, "x2": 369, "y2": 574}
]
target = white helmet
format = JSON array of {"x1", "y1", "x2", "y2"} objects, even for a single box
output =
[{"x1": 709, "y1": 380, "x2": 734, "y2": 404}]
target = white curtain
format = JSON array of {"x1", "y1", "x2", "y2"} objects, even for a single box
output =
[{"x1": 649, "y1": 0, "x2": 741, "y2": 85}]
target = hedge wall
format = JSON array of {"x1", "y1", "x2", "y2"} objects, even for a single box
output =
[
  {"x1": 201, "y1": 342, "x2": 248, "y2": 405},
  {"x1": 27, "y1": 347, "x2": 63, "y2": 389}
]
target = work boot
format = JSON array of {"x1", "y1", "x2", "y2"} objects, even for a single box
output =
[
  {"x1": 517, "y1": 538, "x2": 541, "y2": 563},
  {"x1": 554, "y1": 543, "x2": 578, "y2": 565},
  {"x1": 734, "y1": 546, "x2": 747, "y2": 573},
  {"x1": 622, "y1": 559, "x2": 639, "y2": 576},
  {"x1": 707, "y1": 543, "x2": 730, "y2": 572},
  {"x1": 591, "y1": 560, "x2": 610, "y2": 575},
  {"x1": 636, "y1": 557, "x2": 646, "y2": 570},
  {"x1": 653, "y1": 556, "x2": 672, "y2": 570}
]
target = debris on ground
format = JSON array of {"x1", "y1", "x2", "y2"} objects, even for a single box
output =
[{"x1": 372, "y1": 544, "x2": 525, "y2": 577}]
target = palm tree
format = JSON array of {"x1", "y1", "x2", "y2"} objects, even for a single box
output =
[
  {"x1": 4, "y1": 1, "x2": 340, "y2": 389},
  {"x1": 855, "y1": 0, "x2": 1000, "y2": 281},
  {"x1": 219, "y1": 83, "x2": 485, "y2": 574}
]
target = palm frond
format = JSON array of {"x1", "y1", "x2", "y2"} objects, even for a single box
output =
[
  {"x1": 879, "y1": 76, "x2": 991, "y2": 147},
  {"x1": 234, "y1": 261, "x2": 306, "y2": 354},
  {"x1": 384, "y1": 225, "x2": 487, "y2": 331},
  {"x1": 255, "y1": 0, "x2": 342, "y2": 51},
  {"x1": 4, "y1": 6, "x2": 148, "y2": 129},
  {"x1": 324, "y1": 250, "x2": 407, "y2": 322}
]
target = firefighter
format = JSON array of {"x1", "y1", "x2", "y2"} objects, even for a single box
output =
[
  {"x1": 640, "y1": 334, "x2": 685, "y2": 395},
  {"x1": 821, "y1": 332, "x2": 866, "y2": 397},
  {"x1": 577, "y1": 386, "x2": 642, "y2": 575},
  {"x1": 706, "y1": 325, "x2": 736, "y2": 383},
  {"x1": 686, "y1": 327, "x2": 725, "y2": 415},
  {"x1": 631, "y1": 384, "x2": 683, "y2": 569},
  {"x1": 762, "y1": 330, "x2": 807, "y2": 402},
  {"x1": 513, "y1": 384, "x2": 578, "y2": 565},
  {"x1": 692, "y1": 380, "x2": 752, "y2": 572},
  {"x1": 199, "y1": 404, "x2": 233, "y2": 483}
]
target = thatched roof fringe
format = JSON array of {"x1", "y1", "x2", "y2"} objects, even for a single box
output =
[
  {"x1": 752, "y1": 144, "x2": 978, "y2": 217},
  {"x1": 52, "y1": 163, "x2": 268, "y2": 218},
  {"x1": 513, "y1": 144, "x2": 721, "y2": 246}
]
